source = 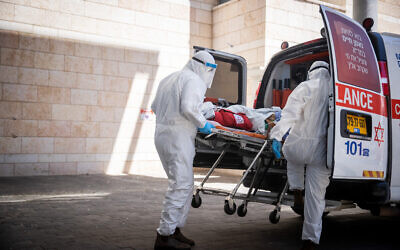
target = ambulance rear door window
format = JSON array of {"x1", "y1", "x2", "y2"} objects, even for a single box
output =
[{"x1": 206, "y1": 59, "x2": 240, "y2": 104}]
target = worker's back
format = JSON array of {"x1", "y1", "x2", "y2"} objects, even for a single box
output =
[
  {"x1": 152, "y1": 70, "x2": 193, "y2": 127},
  {"x1": 283, "y1": 63, "x2": 330, "y2": 166}
]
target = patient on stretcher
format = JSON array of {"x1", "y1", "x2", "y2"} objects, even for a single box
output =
[{"x1": 201, "y1": 102, "x2": 281, "y2": 137}]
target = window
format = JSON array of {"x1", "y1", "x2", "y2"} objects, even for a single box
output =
[{"x1": 205, "y1": 58, "x2": 240, "y2": 104}]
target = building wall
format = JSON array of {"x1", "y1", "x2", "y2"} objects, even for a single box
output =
[
  {"x1": 212, "y1": 0, "x2": 266, "y2": 106},
  {"x1": 0, "y1": 0, "x2": 399, "y2": 177},
  {"x1": 0, "y1": 0, "x2": 217, "y2": 177},
  {"x1": 212, "y1": 0, "x2": 324, "y2": 106},
  {"x1": 213, "y1": 0, "x2": 266, "y2": 69},
  {"x1": 378, "y1": 0, "x2": 400, "y2": 34}
]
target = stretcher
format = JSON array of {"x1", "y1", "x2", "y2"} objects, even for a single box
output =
[{"x1": 192, "y1": 125, "x2": 345, "y2": 223}]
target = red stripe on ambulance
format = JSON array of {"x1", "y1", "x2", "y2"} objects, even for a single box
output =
[
  {"x1": 335, "y1": 83, "x2": 387, "y2": 117},
  {"x1": 392, "y1": 99, "x2": 400, "y2": 119}
]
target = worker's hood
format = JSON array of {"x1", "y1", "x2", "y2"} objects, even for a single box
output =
[
  {"x1": 307, "y1": 61, "x2": 330, "y2": 81},
  {"x1": 185, "y1": 50, "x2": 217, "y2": 88}
]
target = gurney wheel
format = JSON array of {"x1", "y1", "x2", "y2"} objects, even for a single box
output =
[
  {"x1": 269, "y1": 210, "x2": 280, "y2": 224},
  {"x1": 237, "y1": 204, "x2": 247, "y2": 217},
  {"x1": 191, "y1": 194, "x2": 202, "y2": 208},
  {"x1": 224, "y1": 200, "x2": 236, "y2": 215}
]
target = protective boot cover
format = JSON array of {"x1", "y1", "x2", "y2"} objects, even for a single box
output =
[{"x1": 151, "y1": 51, "x2": 216, "y2": 236}]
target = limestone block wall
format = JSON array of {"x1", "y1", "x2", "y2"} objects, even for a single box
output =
[
  {"x1": 0, "y1": 0, "x2": 217, "y2": 177},
  {"x1": 265, "y1": 0, "x2": 324, "y2": 63},
  {"x1": 1, "y1": 0, "x2": 399, "y2": 177},
  {"x1": 212, "y1": 0, "x2": 334, "y2": 107},
  {"x1": 213, "y1": 0, "x2": 266, "y2": 69},
  {"x1": 212, "y1": 0, "x2": 266, "y2": 106},
  {"x1": 378, "y1": 0, "x2": 400, "y2": 34}
]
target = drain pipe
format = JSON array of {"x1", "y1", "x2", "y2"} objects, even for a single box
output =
[{"x1": 353, "y1": 0, "x2": 378, "y2": 31}]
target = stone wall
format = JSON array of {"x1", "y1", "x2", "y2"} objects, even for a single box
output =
[
  {"x1": 378, "y1": 0, "x2": 400, "y2": 34},
  {"x1": 0, "y1": 0, "x2": 217, "y2": 177},
  {"x1": 211, "y1": 0, "x2": 331, "y2": 106},
  {"x1": 0, "y1": 0, "x2": 399, "y2": 177},
  {"x1": 213, "y1": 0, "x2": 266, "y2": 69},
  {"x1": 212, "y1": 0, "x2": 266, "y2": 106}
]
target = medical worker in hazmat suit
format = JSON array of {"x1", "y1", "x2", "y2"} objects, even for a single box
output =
[
  {"x1": 269, "y1": 61, "x2": 331, "y2": 249},
  {"x1": 152, "y1": 51, "x2": 217, "y2": 250}
]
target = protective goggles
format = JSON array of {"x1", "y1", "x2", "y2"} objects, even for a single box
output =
[
  {"x1": 309, "y1": 65, "x2": 330, "y2": 73},
  {"x1": 307, "y1": 65, "x2": 330, "y2": 80},
  {"x1": 192, "y1": 57, "x2": 217, "y2": 72}
]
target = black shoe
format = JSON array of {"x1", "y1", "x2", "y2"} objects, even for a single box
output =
[
  {"x1": 300, "y1": 240, "x2": 317, "y2": 250},
  {"x1": 173, "y1": 228, "x2": 195, "y2": 246},
  {"x1": 154, "y1": 232, "x2": 191, "y2": 250},
  {"x1": 292, "y1": 189, "x2": 304, "y2": 216}
]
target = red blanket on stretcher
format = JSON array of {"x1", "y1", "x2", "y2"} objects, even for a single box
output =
[{"x1": 213, "y1": 109, "x2": 253, "y2": 131}]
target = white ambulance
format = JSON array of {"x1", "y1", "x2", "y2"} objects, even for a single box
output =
[{"x1": 194, "y1": 5, "x2": 400, "y2": 214}]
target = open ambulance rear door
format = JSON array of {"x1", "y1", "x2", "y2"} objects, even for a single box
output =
[
  {"x1": 321, "y1": 6, "x2": 389, "y2": 181},
  {"x1": 192, "y1": 46, "x2": 248, "y2": 169},
  {"x1": 380, "y1": 33, "x2": 400, "y2": 201}
]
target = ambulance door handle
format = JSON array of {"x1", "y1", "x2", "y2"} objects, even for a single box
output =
[{"x1": 328, "y1": 94, "x2": 334, "y2": 112}]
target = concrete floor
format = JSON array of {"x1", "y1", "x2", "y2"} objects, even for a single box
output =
[{"x1": 0, "y1": 172, "x2": 398, "y2": 250}]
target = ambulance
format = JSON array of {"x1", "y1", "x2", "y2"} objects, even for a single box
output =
[{"x1": 194, "y1": 5, "x2": 400, "y2": 214}]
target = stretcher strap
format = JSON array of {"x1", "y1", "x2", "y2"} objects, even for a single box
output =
[{"x1": 214, "y1": 125, "x2": 267, "y2": 140}]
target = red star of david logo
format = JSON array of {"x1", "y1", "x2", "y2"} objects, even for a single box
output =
[{"x1": 374, "y1": 122, "x2": 384, "y2": 147}]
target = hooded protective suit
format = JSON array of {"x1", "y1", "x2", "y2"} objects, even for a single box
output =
[
  {"x1": 269, "y1": 61, "x2": 331, "y2": 244},
  {"x1": 151, "y1": 51, "x2": 216, "y2": 236}
]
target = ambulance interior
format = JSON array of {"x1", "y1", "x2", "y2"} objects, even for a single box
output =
[
  {"x1": 262, "y1": 52, "x2": 330, "y2": 109},
  {"x1": 203, "y1": 50, "x2": 331, "y2": 111}
]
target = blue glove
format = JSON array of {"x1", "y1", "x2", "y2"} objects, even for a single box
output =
[
  {"x1": 275, "y1": 111, "x2": 281, "y2": 121},
  {"x1": 272, "y1": 139, "x2": 282, "y2": 159},
  {"x1": 198, "y1": 122, "x2": 215, "y2": 134}
]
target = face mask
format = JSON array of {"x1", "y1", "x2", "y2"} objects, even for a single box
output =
[{"x1": 192, "y1": 56, "x2": 217, "y2": 88}]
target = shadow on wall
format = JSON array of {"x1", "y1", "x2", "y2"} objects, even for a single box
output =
[{"x1": 0, "y1": 30, "x2": 160, "y2": 177}]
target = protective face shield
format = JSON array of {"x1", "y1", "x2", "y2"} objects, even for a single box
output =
[
  {"x1": 307, "y1": 61, "x2": 330, "y2": 80},
  {"x1": 191, "y1": 51, "x2": 217, "y2": 88}
]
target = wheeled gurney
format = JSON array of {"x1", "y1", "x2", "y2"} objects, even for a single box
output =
[{"x1": 192, "y1": 126, "x2": 343, "y2": 223}]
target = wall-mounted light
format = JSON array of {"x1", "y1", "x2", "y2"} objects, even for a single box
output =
[
  {"x1": 320, "y1": 27, "x2": 326, "y2": 38},
  {"x1": 362, "y1": 18, "x2": 374, "y2": 32},
  {"x1": 281, "y1": 41, "x2": 289, "y2": 50}
]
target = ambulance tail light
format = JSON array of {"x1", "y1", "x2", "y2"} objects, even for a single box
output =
[
  {"x1": 253, "y1": 81, "x2": 262, "y2": 108},
  {"x1": 378, "y1": 61, "x2": 390, "y2": 96}
]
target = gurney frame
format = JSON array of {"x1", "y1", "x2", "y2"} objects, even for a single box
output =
[{"x1": 192, "y1": 128, "x2": 344, "y2": 223}]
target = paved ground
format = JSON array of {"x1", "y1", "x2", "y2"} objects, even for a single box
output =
[{"x1": 0, "y1": 171, "x2": 399, "y2": 250}]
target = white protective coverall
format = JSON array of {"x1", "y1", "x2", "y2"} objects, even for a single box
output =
[
  {"x1": 151, "y1": 51, "x2": 216, "y2": 236},
  {"x1": 269, "y1": 61, "x2": 331, "y2": 244}
]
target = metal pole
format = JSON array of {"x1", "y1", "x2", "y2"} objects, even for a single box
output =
[
  {"x1": 229, "y1": 139, "x2": 269, "y2": 198},
  {"x1": 199, "y1": 149, "x2": 227, "y2": 188},
  {"x1": 353, "y1": 0, "x2": 378, "y2": 31}
]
